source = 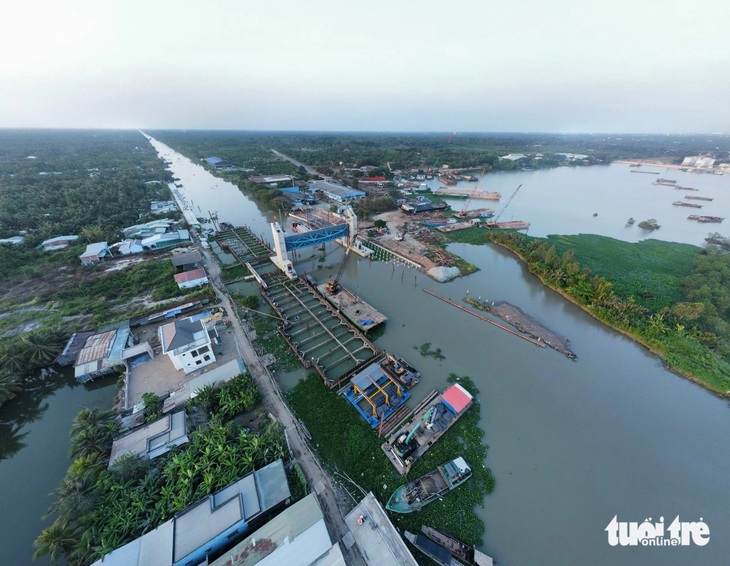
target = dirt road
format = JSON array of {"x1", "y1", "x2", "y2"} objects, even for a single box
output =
[{"x1": 200, "y1": 245, "x2": 366, "y2": 565}]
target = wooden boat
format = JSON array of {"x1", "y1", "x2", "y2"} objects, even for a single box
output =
[
  {"x1": 422, "y1": 526, "x2": 495, "y2": 566},
  {"x1": 385, "y1": 457, "x2": 471, "y2": 513}
]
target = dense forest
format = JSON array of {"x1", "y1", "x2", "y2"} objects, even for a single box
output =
[
  {"x1": 149, "y1": 130, "x2": 730, "y2": 178},
  {"x1": 0, "y1": 130, "x2": 192, "y2": 403}
]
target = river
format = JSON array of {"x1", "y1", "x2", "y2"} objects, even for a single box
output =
[
  {"x1": 4, "y1": 138, "x2": 725, "y2": 565},
  {"x1": 149, "y1": 138, "x2": 730, "y2": 565},
  {"x1": 0, "y1": 371, "x2": 117, "y2": 566}
]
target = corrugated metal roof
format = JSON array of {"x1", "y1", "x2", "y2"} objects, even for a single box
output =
[
  {"x1": 171, "y1": 250, "x2": 202, "y2": 266},
  {"x1": 76, "y1": 330, "x2": 117, "y2": 365},
  {"x1": 174, "y1": 268, "x2": 207, "y2": 283}
]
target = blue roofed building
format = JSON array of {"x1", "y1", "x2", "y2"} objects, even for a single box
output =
[
  {"x1": 91, "y1": 459, "x2": 292, "y2": 566},
  {"x1": 204, "y1": 157, "x2": 236, "y2": 169},
  {"x1": 310, "y1": 180, "x2": 365, "y2": 203}
]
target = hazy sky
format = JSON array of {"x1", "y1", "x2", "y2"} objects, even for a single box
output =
[{"x1": 2, "y1": 0, "x2": 728, "y2": 133}]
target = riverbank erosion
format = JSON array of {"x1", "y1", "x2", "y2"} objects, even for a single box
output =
[{"x1": 485, "y1": 232, "x2": 730, "y2": 398}]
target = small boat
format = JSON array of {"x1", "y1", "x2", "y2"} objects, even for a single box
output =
[
  {"x1": 673, "y1": 201, "x2": 702, "y2": 208},
  {"x1": 421, "y1": 526, "x2": 495, "y2": 566},
  {"x1": 385, "y1": 457, "x2": 471, "y2": 513},
  {"x1": 688, "y1": 215, "x2": 724, "y2": 223}
]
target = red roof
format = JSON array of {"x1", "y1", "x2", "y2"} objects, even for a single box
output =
[
  {"x1": 174, "y1": 268, "x2": 207, "y2": 283},
  {"x1": 366, "y1": 176, "x2": 387, "y2": 181},
  {"x1": 441, "y1": 383, "x2": 473, "y2": 413}
]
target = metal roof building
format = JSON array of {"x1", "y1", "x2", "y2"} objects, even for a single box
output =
[
  {"x1": 309, "y1": 180, "x2": 365, "y2": 203},
  {"x1": 109, "y1": 411, "x2": 189, "y2": 467},
  {"x1": 74, "y1": 323, "x2": 133, "y2": 382},
  {"x1": 91, "y1": 459, "x2": 291, "y2": 566},
  {"x1": 80, "y1": 242, "x2": 110, "y2": 264},
  {"x1": 174, "y1": 268, "x2": 209, "y2": 289},
  {"x1": 208, "y1": 493, "x2": 344, "y2": 566},
  {"x1": 40, "y1": 235, "x2": 79, "y2": 250}
]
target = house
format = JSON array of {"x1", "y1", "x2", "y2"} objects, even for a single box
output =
[
  {"x1": 90, "y1": 460, "x2": 292, "y2": 566},
  {"x1": 174, "y1": 268, "x2": 209, "y2": 289},
  {"x1": 39, "y1": 235, "x2": 79, "y2": 251},
  {"x1": 123, "y1": 219, "x2": 177, "y2": 239},
  {"x1": 141, "y1": 229, "x2": 190, "y2": 250},
  {"x1": 150, "y1": 200, "x2": 178, "y2": 214},
  {"x1": 207, "y1": 493, "x2": 343, "y2": 566},
  {"x1": 159, "y1": 317, "x2": 218, "y2": 374},
  {"x1": 74, "y1": 322, "x2": 153, "y2": 382},
  {"x1": 171, "y1": 249, "x2": 203, "y2": 270},
  {"x1": 109, "y1": 411, "x2": 189, "y2": 467},
  {"x1": 309, "y1": 180, "x2": 365, "y2": 203},
  {"x1": 0, "y1": 236, "x2": 25, "y2": 245},
  {"x1": 80, "y1": 242, "x2": 110, "y2": 264},
  {"x1": 111, "y1": 239, "x2": 144, "y2": 255},
  {"x1": 249, "y1": 174, "x2": 294, "y2": 184},
  {"x1": 500, "y1": 153, "x2": 527, "y2": 161}
]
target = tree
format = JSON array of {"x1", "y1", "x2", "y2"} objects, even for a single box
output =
[{"x1": 0, "y1": 372, "x2": 22, "y2": 402}]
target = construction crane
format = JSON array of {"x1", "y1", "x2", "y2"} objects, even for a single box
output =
[
  {"x1": 493, "y1": 184, "x2": 523, "y2": 223},
  {"x1": 457, "y1": 168, "x2": 486, "y2": 218},
  {"x1": 392, "y1": 406, "x2": 438, "y2": 462},
  {"x1": 325, "y1": 238, "x2": 353, "y2": 295}
]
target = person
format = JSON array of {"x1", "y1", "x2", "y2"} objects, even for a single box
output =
[{"x1": 358, "y1": 513, "x2": 366, "y2": 525}]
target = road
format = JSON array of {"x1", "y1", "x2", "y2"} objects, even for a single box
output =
[
  {"x1": 271, "y1": 148, "x2": 319, "y2": 175},
  {"x1": 200, "y1": 245, "x2": 366, "y2": 565}
]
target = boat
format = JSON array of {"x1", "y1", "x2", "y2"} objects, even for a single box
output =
[
  {"x1": 422, "y1": 525, "x2": 495, "y2": 566},
  {"x1": 385, "y1": 457, "x2": 471, "y2": 513},
  {"x1": 382, "y1": 383, "x2": 473, "y2": 474},
  {"x1": 657, "y1": 178, "x2": 676, "y2": 183},
  {"x1": 688, "y1": 215, "x2": 724, "y2": 223},
  {"x1": 673, "y1": 201, "x2": 702, "y2": 208},
  {"x1": 685, "y1": 195, "x2": 713, "y2": 201}
]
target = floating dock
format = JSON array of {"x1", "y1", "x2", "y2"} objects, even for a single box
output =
[
  {"x1": 339, "y1": 358, "x2": 411, "y2": 428},
  {"x1": 261, "y1": 274, "x2": 378, "y2": 387},
  {"x1": 381, "y1": 384, "x2": 473, "y2": 475},
  {"x1": 316, "y1": 283, "x2": 387, "y2": 332}
]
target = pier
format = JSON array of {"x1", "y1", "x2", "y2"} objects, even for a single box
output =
[{"x1": 215, "y1": 227, "x2": 273, "y2": 265}]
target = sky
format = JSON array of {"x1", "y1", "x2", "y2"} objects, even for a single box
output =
[{"x1": 1, "y1": 0, "x2": 728, "y2": 133}]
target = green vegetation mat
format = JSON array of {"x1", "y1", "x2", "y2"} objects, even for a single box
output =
[{"x1": 286, "y1": 373, "x2": 495, "y2": 547}]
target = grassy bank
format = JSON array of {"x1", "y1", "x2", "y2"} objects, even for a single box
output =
[
  {"x1": 485, "y1": 231, "x2": 730, "y2": 396},
  {"x1": 286, "y1": 374, "x2": 495, "y2": 547}
]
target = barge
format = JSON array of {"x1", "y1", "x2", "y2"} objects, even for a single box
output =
[
  {"x1": 685, "y1": 195, "x2": 713, "y2": 201},
  {"x1": 386, "y1": 456, "x2": 471, "y2": 513},
  {"x1": 688, "y1": 215, "x2": 724, "y2": 223},
  {"x1": 339, "y1": 358, "x2": 411, "y2": 428},
  {"x1": 673, "y1": 201, "x2": 703, "y2": 208},
  {"x1": 434, "y1": 187, "x2": 501, "y2": 200},
  {"x1": 485, "y1": 220, "x2": 530, "y2": 230},
  {"x1": 404, "y1": 526, "x2": 495, "y2": 566},
  {"x1": 382, "y1": 383, "x2": 473, "y2": 474}
]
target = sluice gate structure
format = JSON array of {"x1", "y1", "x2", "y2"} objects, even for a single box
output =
[
  {"x1": 260, "y1": 274, "x2": 379, "y2": 387},
  {"x1": 215, "y1": 227, "x2": 273, "y2": 266}
]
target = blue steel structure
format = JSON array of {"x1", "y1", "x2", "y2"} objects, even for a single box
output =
[{"x1": 283, "y1": 223, "x2": 349, "y2": 251}]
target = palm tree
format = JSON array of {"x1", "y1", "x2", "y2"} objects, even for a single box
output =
[
  {"x1": 33, "y1": 519, "x2": 79, "y2": 562},
  {"x1": 0, "y1": 372, "x2": 22, "y2": 402},
  {"x1": 69, "y1": 408, "x2": 117, "y2": 439}
]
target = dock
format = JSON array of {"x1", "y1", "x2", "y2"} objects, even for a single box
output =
[
  {"x1": 381, "y1": 384, "x2": 473, "y2": 475},
  {"x1": 316, "y1": 282, "x2": 388, "y2": 332}
]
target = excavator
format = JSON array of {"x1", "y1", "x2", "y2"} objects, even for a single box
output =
[{"x1": 392, "y1": 406, "x2": 438, "y2": 463}]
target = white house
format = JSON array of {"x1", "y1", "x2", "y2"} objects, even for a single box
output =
[
  {"x1": 80, "y1": 242, "x2": 110, "y2": 265},
  {"x1": 40, "y1": 235, "x2": 79, "y2": 250},
  {"x1": 159, "y1": 317, "x2": 218, "y2": 374},
  {"x1": 173, "y1": 268, "x2": 208, "y2": 289}
]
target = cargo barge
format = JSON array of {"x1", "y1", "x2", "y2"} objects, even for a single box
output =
[
  {"x1": 653, "y1": 178, "x2": 677, "y2": 186},
  {"x1": 434, "y1": 187, "x2": 501, "y2": 200},
  {"x1": 685, "y1": 195, "x2": 713, "y2": 201},
  {"x1": 675, "y1": 185, "x2": 699, "y2": 191},
  {"x1": 486, "y1": 220, "x2": 530, "y2": 230},
  {"x1": 385, "y1": 457, "x2": 471, "y2": 513},
  {"x1": 381, "y1": 383, "x2": 473, "y2": 474},
  {"x1": 673, "y1": 201, "x2": 703, "y2": 208},
  {"x1": 405, "y1": 526, "x2": 495, "y2": 566},
  {"x1": 688, "y1": 215, "x2": 724, "y2": 223}
]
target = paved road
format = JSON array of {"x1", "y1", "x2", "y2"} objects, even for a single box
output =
[
  {"x1": 271, "y1": 148, "x2": 319, "y2": 175},
  {"x1": 200, "y1": 245, "x2": 366, "y2": 565}
]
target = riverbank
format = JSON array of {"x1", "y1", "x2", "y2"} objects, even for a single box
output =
[{"x1": 486, "y1": 236, "x2": 730, "y2": 398}]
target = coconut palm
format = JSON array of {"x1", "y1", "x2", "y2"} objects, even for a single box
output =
[
  {"x1": 0, "y1": 372, "x2": 22, "y2": 402},
  {"x1": 33, "y1": 519, "x2": 79, "y2": 562}
]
